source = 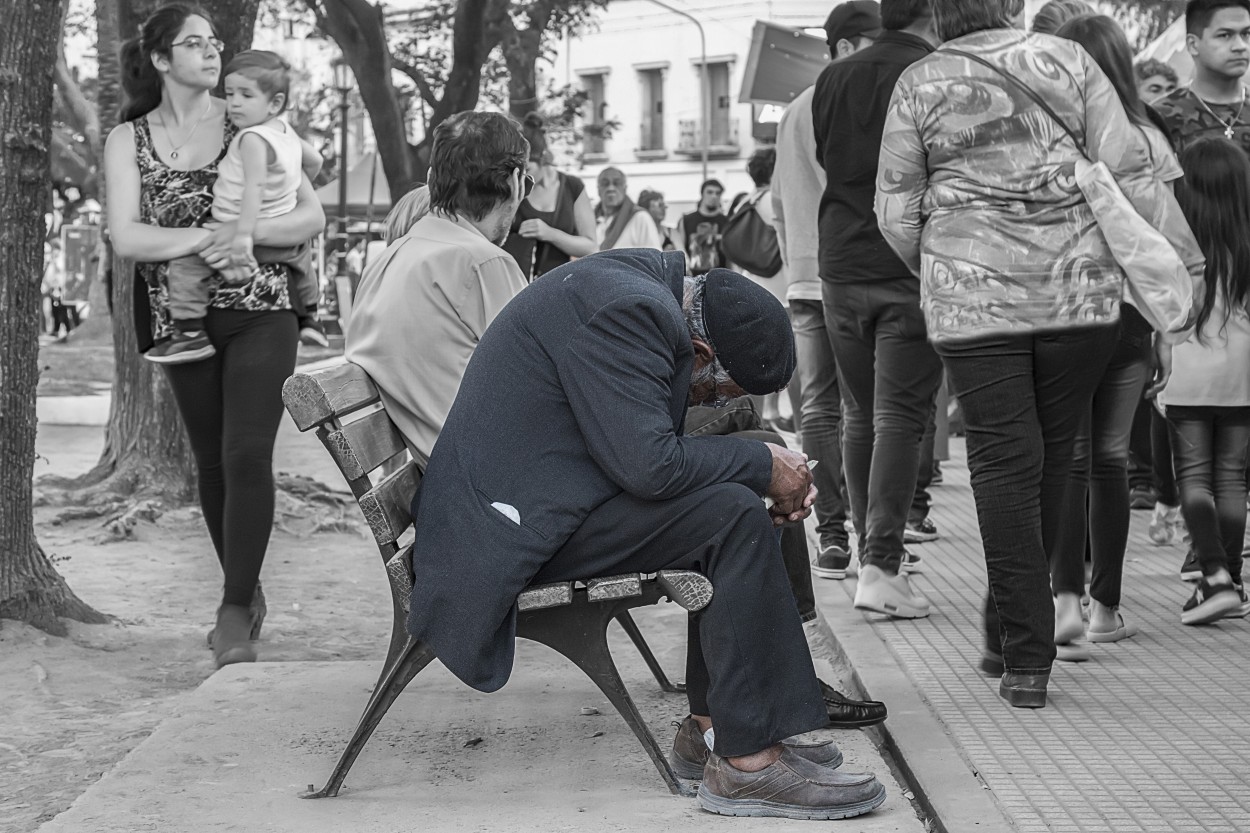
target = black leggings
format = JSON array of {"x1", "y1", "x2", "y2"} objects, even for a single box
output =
[{"x1": 164, "y1": 308, "x2": 299, "y2": 607}]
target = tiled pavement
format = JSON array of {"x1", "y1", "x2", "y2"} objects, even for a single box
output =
[{"x1": 827, "y1": 439, "x2": 1249, "y2": 833}]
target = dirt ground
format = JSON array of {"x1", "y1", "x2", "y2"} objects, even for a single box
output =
[{"x1": 2, "y1": 409, "x2": 388, "y2": 833}]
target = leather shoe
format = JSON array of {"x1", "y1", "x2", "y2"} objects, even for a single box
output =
[
  {"x1": 999, "y1": 670, "x2": 1049, "y2": 709},
  {"x1": 212, "y1": 604, "x2": 258, "y2": 668},
  {"x1": 669, "y1": 716, "x2": 843, "y2": 781},
  {"x1": 820, "y1": 680, "x2": 887, "y2": 728},
  {"x1": 698, "y1": 747, "x2": 886, "y2": 819}
]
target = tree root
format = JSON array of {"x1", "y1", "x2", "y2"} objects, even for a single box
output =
[
  {"x1": 0, "y1": 545, "x2": 111, "y2": 637},
  {"x1": 273, "y1": 472, "x2": 360, "y2": 537},
  {"x1": 97, "y1": 500, "x2": 164, "y2": 543}
]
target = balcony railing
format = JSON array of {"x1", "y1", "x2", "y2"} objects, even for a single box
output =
[{"x1": 676, "y1": 118, "x2": 740, "y2": 158}]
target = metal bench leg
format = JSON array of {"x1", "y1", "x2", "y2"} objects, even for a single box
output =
[
  {"x1": 522, "y1": 605, "x2": 695, "y2": 797},
  {"x1": 302, "y1": 637, "x2": 437, "y2": 798},
  {"x1": 614, "y1": 611, "x2": 686, "y2": 694}
]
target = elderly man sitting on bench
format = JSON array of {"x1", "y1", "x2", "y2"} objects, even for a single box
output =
[{"x1": 405, "y1": 249, "x2": 887, "y2": 820}]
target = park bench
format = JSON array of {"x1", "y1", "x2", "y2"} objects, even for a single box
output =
[{"x1": 281, "y1": 361, "x2": 713, "y2": 799}]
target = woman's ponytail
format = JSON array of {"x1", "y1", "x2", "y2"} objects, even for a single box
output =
[{"x1": 117, "y1": 3, "x2": 215, "y2": 123}]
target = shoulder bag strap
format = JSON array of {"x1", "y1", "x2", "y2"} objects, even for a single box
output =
[{"x1": 940, "y1": 47, "x2": 1087, "y2": 160}]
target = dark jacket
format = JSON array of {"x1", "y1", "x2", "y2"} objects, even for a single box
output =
[
  {"x1": 407, "y1": 248, "x2": 773, "y2": 692},
  {"x1": 812, "y1": 30, "x2": 933, "y2": 284}
]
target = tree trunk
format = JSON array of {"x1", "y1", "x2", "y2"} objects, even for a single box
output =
[
  {"x1": 313, "y1": 0, "x2": 419, "y2": 198},
  {"x1": 0, "y1": 0, "x2": 107, "y2": 634},
  {"x1": 499, "y1": 12, "x2": 548, "y2": 122},
  {"x1": 428, "y1": 0, "x2": 502, "y2": 129},
  {"x1": 65, "y1": 0, "x2": 262, "y2": 502}
]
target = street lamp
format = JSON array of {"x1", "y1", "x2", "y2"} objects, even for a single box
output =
[
  {"x1": 331, "y1": 59, "x2": 353, "y2": 281},
  {"x1": 642, "y1": 0, "x2": 709, "y2": 183}
]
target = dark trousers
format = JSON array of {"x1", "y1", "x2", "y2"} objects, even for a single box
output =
[
  {"x1": 1127, "y1": 398, "x2": 1154, "y2": 492},
  {"x1": 790, "y1": 298, "x2": 849, "y2": 550},
  {"x1": 910, "y1": 398, "x2": 937, "y2": 527},
  {"x1": 1166, "y1": 405, "x2": 1250, "y2": 583},
  {"x1": 937, "y1": 324, "x2": 1117, "y2": 674},
  {"x1": 1051, "y1": 327, "x2": 1152, "y2": 607},
  {"x1": 531, "y1": 483, "x2": 827, "y2": 757},
  {"x1": 684, "y1": 402, "x2": 815, "y2": 621},
  {"x1": 164, "y1": 308, "x2": 299, "y2": 607},
  {"x1": 823, "y1": 278, "x2": 942, "y2": 572}
]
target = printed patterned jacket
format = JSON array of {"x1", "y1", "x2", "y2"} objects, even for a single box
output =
[{"x1": 876, "y1": 29, "x2": 1201, "y2": 343}]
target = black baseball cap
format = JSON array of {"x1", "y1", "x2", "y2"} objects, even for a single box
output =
[
  {"x1": 702, "y1": 268, "x2": 796, "y2": 395},
  {"x1": 824, "y1": 0, "x2": 883, "y2": 46}
]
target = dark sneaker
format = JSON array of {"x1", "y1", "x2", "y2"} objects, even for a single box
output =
[
  {"x1": 899, "y1": 548, "x2": 924, "y2": 574},
  {"x1": 300, "y1": 323, "x2": 330, "y2": 347},
  {"x1": 819, "y1": 680, "x2": 887, "y2": 728},
  {"x1": 1225, "y1": 583, "x2": 1250, "y2": 619},
  {"x1": 698, "y1": 748, "x2": 885, "y2": 819},
  {"x1": 1181, "y1": 577, "x2": 1241, "y2": 625},
  {"x1": 144, "y1": 329, "x2": 216, "y2": 364},
  {"x1": 812, "y1": 544, "x2": 851, "y2": 580},
  {"x1": 668, "y1": 716, "x2": 843, "y2": 781},
  {"x1": 1180, "y1": 548, "x2": 1201, "y2": 582},
  {"x1": 931, "y1": 460, "x2": 943, "y2": 485},
  {"x1": 904, "y1": 518, "x2": 939, "y2": 543}
]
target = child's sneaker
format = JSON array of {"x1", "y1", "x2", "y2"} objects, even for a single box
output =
[
  {"x1": 145, "y1": 330, "x2": 215, "y2": 364},
  {"x1": 1148, "y1": 503, "x2": 1180, "y2": 545},
  {"x1": 299, "y1": 322, "x2": 330, "y2": 347},
  {"x1": 1181, "y1": 576, "x2": 1240, "y2": 625}
]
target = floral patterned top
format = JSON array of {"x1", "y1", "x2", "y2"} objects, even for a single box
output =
[
  {"x1": 876, "y1": 29, "x2": 1200, "y2": 343},
  {"x1": 132, "y1": 115, "x2": 292, "y2": 350}
]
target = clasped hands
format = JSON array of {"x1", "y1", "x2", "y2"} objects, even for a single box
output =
[
  {"x1": 196, "y1": 221, "x2": 259, "y2": 285},
  {"x1": 765, "y1": 444, "x2": 817, "y2": 528}
]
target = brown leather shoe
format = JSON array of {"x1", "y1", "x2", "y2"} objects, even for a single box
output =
[
  {"x1": 668, "y1": 716, "x2": 844, "y2": 780},
  {"x1": 698, "y1": 747, "x2": 886, "y2": 819}
]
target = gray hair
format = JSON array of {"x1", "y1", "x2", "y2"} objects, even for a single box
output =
[
  {"x1": 384, "y1": 185, "x2": 431, "y2": 245},
  {"x1": 682, "y1": 276, "x2": 735, "y2": 405}
]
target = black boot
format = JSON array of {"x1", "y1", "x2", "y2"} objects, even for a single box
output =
[{"x1": 213, "y1": 604, "x2": 258, "y2": 668}]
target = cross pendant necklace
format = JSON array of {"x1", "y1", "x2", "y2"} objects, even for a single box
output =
[{"x1": 1191, "y1": 85, "x2": 1247, "y2": 140}]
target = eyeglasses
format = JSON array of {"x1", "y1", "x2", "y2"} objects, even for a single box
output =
[
  {"x1": 171, "y1": 35, "x2": 224, "y2": 54},
  {"x1": 522, "y1": 174, "x2": 535, "y2": 198}
]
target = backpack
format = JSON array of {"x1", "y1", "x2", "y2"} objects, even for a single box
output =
[{"x1": 720, "y1": 189, "x2": 782, "y2": 278}]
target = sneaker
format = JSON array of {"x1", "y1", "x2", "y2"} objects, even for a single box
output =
[
  {"x1": 1148, "y1": 503, "x2": 1180, "y2": 546},
  {"x1": 299, "y1": 324, "x2": 330, "y2": 347},
  {"x1": 899, "y1": 549, "x2": 923, "y2": 574},
  {"x1": 854, "y1": 565, "x2": 930, "y2": 619},
  {"x1": 904, "y1": 518, "x2": 939, "y2": 544},
  {"x1": 1181, "y1": 576, "x2": 1241, "y2": 625},
  {"x1": 668, "y1": 716, "x2": 844, "y2": 781},
  {"x1": 698, "y1": 748, "x2": 885, "y2": 820},
  {"x1": 1180, "y1": 548, "x2": 1201, "y2": 582},
  {"x1": 1129, "y1": 485, "x2": 1156, "y2": 510},
  {"x1": 144, "y1": 329, "x2": 216, "y2": 364},
  {"x1": 931, "y1": 461, "x2": 943, "y2": 486},
  {"x1": 1225, "y1": 583, "x2": 1250, "y2": 619},
  {"x1": 812, "y1": 544, "x2": 851, "y2": 580}
]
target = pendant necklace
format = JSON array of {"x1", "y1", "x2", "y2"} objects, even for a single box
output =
[
  {"x1": 1191, "y1": 85, "x2": 1247, "y2": 140},
  {"x1": 157, "y1": 98, "x2": 214, "y2": 160}
]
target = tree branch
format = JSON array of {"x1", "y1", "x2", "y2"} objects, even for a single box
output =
[
  {"x1": 391, "y1": 58, "x2": 438, "y2": 108},
  {"x1": 54, "y1": 2, "x2": 100, "y2": 158}
]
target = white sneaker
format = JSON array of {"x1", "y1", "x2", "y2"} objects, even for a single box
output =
[
  {"x1": 853, "y1": 565, "x2": 931, "y2": 619},
  {"x1": 1148, "y1": 503, "x2": 1180, "y2": 546}
]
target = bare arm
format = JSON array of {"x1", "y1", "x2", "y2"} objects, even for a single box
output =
[
  {"x1": 103, "y1": 123, "x2": 209, "y2": 261},
  {"x1": 299, "y1": 136, "x2": 323, "y2": 180},
  {"x1": 196, "y1": 174, "x2": 325, "y2": 267},
  {"x1": 517, "y1": 189, "x2": 597, "y2": 258}
]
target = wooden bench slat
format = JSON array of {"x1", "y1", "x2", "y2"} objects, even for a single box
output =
[
  {"x1": 283, "y1": 363, "x2": 382, "y2": 431},
  {"x1": 326, "y1": 409, "x2": 409, "y2": 481},
  {"x1": 586, "y1": 574, "x2": 643, "y2": 602},
  {"x1": 358, "y1": 460, "x2": 420, "y2": 547},
  {"x1": 518, "y1": 582, "x2": 573, "y2": 611}
]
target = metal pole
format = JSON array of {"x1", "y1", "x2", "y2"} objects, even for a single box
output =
[
  {"x1": 337, "y1": 95, "x2": 350, "y2": 277},
  {"x1": 643, "y1": 0, "x2": 709, "y2": 183}
]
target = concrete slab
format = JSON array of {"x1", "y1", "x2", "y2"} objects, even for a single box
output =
[{"x1": 38, "y1": 641, "x2": 926, "y2": 833}]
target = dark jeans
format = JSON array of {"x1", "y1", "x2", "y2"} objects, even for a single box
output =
[
  {"x1": 531, "y1": 483, "x2": 827, "y2": 757},
  {"x1": 685, "y1": 403, "x2": 816, "y2": 621},
  {"x1": 910, "y1": 397, "x2": 937, "y2": 527},
  {"x1": 937, "y1": 324, "x2": 1117, "y2": 674},
  {"x1": 790, "y1": 298, "x2": 848, "y2": 549},
  {"x1": 164, "y1": 308, "x2": 299, "y2": 607},
  {"x1": 1166, "y1": 405, "x2": 1250, "y2": 583},
  {"x1": 1151, "y1": 407, "x2": 1178, "y2": 505},
  {"x1": 1127, "y1": 398, "x2": 1154, "y2": 492},
  {"x1": 1051, "y1": 327, "x2": 1152, "y2": 608},
  {"x1": 823, "y1": 278, "x2": 942, "y2": 572}
]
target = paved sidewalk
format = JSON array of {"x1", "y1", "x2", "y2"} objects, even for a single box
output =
[{"x1": 821, "y1": 439, "x2": 1249, "y2": 833}]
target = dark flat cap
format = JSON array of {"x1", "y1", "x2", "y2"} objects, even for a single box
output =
[{"x1": 701, "y1": 268, "x2": 796, "y2": 395}]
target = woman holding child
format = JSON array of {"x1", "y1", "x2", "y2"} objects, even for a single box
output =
[{"x1": 104, "y1": 3, "x2": 325, "y2": 667}]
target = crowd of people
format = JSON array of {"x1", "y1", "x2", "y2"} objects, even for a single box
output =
[{"x1": 104, "y1": 0, "x2": 1250, "y2": 822}]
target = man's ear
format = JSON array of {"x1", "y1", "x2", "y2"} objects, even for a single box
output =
[
  {"x1": 835, "y1": 38, "x2": 855, "y2": 59},
  {"x1": 690, "y1": 335, "x2": 716, "y2": 369},
  {"x1": 1186, "y1": 32, "x2": 1200, "y2": 57}
]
